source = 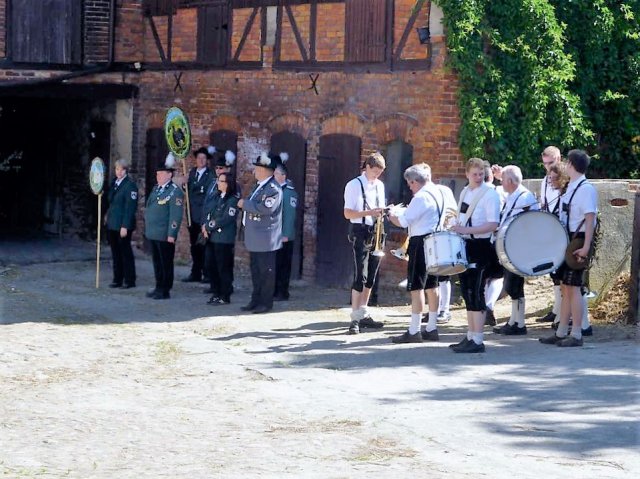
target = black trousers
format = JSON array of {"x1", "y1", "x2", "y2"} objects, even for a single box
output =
[
  {"x1": 187, "y1": 222, "x2": 205, "y2": 279},
  {"x1": 108, "y1": 229, "x2": 136, "y2": 285},
  {"x1": 275, "y1": 241, "x2": 294, "y2": 299},
  {"x1": 150, "y1": 240, "x2": 175, "y2": 294},
  {"x1": 459, "y1": 238, "x2": 492, "y2": 312},
  {"x1": 207, "y1": 242, "x2": 235, "y2": 301},
  {"x1": 348, "y1": 224, "x2": 382, "y2": 293},
  {"x1": 250, "y1": 251, "x2": 276, "y2": 309},
  {"x1": 503, "y1": 270, "x2": 525, "y2": 300}
]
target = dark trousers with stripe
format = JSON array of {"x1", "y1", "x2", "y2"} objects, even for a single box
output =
[
  {"x1": 108, "y1": 229, "x2": 136, "y2": 286},
  {"x1": 208, "y1": 242, "x2": 235, "y2": 301},
  {"x1": 150, "y1": 240, "x2": 175, "y2": 294},
  {"x1": 275, "y1": 241, "x2": 294, "y2": 299},
  {"x1": 250, "y1": 251, "x2": 276, "y2": 309}
]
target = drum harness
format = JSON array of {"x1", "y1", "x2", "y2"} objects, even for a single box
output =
[
  {"x1": 351, "y1": 178, "x2": 383, "y2": 247},
  {"x1": 562, "y1": 179, "x2": 601, "y2": 266},
  {"x1": 456, "y1": 184, "x2": 492, "y2": 269}
]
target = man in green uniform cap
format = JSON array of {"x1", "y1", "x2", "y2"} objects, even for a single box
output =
[{"x1": 144, "y1": 153, "x2": 184, "y2": 299}]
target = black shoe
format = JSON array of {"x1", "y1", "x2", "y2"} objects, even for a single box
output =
[
  {"x1": 504, "y1": 324, "x2": 527, "y2": 336},
  {"x1": 252, "y1": 305, "x2": 272, "y2": 314},
  {"x1": 536, "y1": 311, "x2": 557, "y2": 323},
  {"x1": 421, "y1": 313, "x2": 428, "y2": 324},
  {"x1": 152, "y1": 291, "x2": 170, "y2": 300},
  {"x1": 208, "y1": 296, "x2": 229, "y2": 306},
  {"x1": 421, "y1": 329, "x2": 439, "y2": 342},
  {"x1": 557, "y1": 336, "x2": 583, "y2": 347},
  {"x1": 207, "y1": 295, "x2": 221, "y2": 305},
  {"x1": 120, "y1": 283, "x2": 136, "y2": 289},
  {"x1": 109, "y1": 282, "x2": 123, "y2": 288},
  {"x1": 348, "y1": 320, "x2": 360, "y2": 335},
  {"x1": 391, "y1": 331, "x2": 423, "y2": 344},
  {"x1": 539, "y1": 334, "x2": 564, "y2": 344},
  {"x1": 449, "y1": 337, "x2": 469, "y2": 349},
  {"x1": 485, "y1": 308, "x2": 496, "y2": 326},
  {"x1": 551, "y1": 322, "x2": 560, "y2": 330},
  {"x1": 181, "y1": 274, "x2": 201, "y2": 283},
  {"x1": 582, "y1": 326, "x2": 593, "y2": 336},
  {"x1": 453, "y1": 339, "x2": 485, "y2": 353},
  {"x1": 241, "y1": 302, "x2": 257, "y2": 311},
  {"x1": 273, "y1": 295, "x2": 289, "y2": 302},
  {"x1": 145, "y1": 289, "x2": 158, "y2": 298},
  {"x1": 359, "y1": 316, "x2": 384, "y2": 329}
]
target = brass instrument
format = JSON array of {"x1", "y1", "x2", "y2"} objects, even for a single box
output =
[
  {"x1": 443, "y1": 207, "x2": 458, "y2": 230},
  {"x1": 371, "y1": 209, "x2": 388, "y2": 257}
]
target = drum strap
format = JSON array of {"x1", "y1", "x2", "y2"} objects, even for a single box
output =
[
  {"x1": 457, "y1": 184, "x2": 490, "y2": 238},
  {"x1": 563, "y1": 179, "x2": 587, "y2": 234},
  {"x1": 500, "y1": 191, "x2": 525, "y2": 225},
  {"x1": 357, "y1": 178, "x2": 380, "y2": 225},
  {"x1": 424, "y1": 189, "x2": 444, "y2": 231}
]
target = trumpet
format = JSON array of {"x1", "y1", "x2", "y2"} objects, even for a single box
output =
[{"x1": 371, "y1": 209, "x2": 388, "y2": 257}]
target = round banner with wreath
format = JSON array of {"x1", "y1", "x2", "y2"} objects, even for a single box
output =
[
  {"x1": 164, "y1": 107, "x2": 192, "y2": 158},
  {"x1": 89, "y1": 157, "x2": 105, "y2": 195}
]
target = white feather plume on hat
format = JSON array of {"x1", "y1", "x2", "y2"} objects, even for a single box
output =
[
  {"x1": 165, "y1": 152, "x2": 176, "y2": 169},
  {"x1": 207, "y1": 146, "x2": 216, "y2": 155},
  {"x1": 225, "y1": 150, "x2": 236, "y2": 166},
  {"x1": 280, "y1": 152, "x2": 289, "y2": 163},
  {"x1": 258, "y1": 152, "x2": 271, "y2": 166}
]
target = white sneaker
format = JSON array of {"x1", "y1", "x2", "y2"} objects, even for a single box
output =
[
  {"x1": 391, "y1": 249, "x2": 409, "y2": 261},
  {"x1": 437, "y1": 311, "x2": 451, "y2": 323},
  {"x1": 398, "y1": 279, "x2": 408, "y2": 289}
]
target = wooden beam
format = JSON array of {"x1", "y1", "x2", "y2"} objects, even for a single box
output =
[
  {"x1": 233, "y1": 7, "x2": 259, "y2": 61},
  {"x1": 285, "y1": 5, "x2": 308, "y2": 62},
  {"x1": 148, "y1": 16, "x2": 168, "y2": 63},
  {"x1": 309, "y1": 0, "x2": 317, "y2": 61},
  {"x1": 393, "y1": 0, "x2": 422, "y2": 63},
  {"x1": 167, "y1": 12, "x2": 173, "y2": 61}
]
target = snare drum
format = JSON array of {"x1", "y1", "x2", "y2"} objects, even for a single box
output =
[
  {"x1": 495, "y1": 211, "x2": 568, "y2": 277},
  {"x1": 424, "y1": 231, "x2": 468, "y2": 276}
]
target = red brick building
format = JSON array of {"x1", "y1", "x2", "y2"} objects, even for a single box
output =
[{"x1": 0, "y1": 0, "x2": 463, "y2": 287}]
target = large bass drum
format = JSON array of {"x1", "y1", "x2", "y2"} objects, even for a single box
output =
[
  {"x1": 495, "y1": 211, "x2": 568, "y2": 277},
  {"x1": 424, "y1": 231, "x2": 468, "y2": 276}
]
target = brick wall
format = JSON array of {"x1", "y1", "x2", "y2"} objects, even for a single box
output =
[
  {"x1": 84, "y1": 0, "x2": 112, "y2": 63},
  {"x1": 0, "y1": 0, "x2": 5, "y2": 59}
]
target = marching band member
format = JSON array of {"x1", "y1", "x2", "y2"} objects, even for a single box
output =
[
  {"x1": 540, "y1": 150, "x2": 598, "y2": 347},
  {"x1": 491, "y1": 165, "x2": 539, "y2": 335},
  {"x1": 450, "y1": 158, "x2": 501, "y2": 353},
  {"x1": 343, "y1": 152, "x2": 387, "y2": 335},
  {"x1": 536, "y1": 146, "x2": 563, "y2": 324},
  {"x1": 389, "y1": 163, "x2": 441, "y2": 343}
]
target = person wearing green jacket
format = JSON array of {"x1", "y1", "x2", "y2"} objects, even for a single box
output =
[
  {"x1": 273, "y1": 154, "x2": 298, "y2": 301},
  {"x1": 144, "y1": 154, "x2": 184, "y2": 300},
  {"x1": 106, "y1": 158, "x2": 138, "y2": 289},
  {"x1": 202, "y1": 171, "x2": 239, "y2": 305}
]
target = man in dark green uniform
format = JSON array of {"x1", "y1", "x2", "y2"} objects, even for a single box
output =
[
  {"x1": 106, "y1": 158, "x2": 138, "y2": 288},
  {"x1": 182, "y1": 146, "x2": 214, "y2": 283},
  {"x1": 144, "y1": 154, "x2": 184, "y2": 299},
  {"x1": 273, "y1": 154, "x2": 298, "y2": 301}
]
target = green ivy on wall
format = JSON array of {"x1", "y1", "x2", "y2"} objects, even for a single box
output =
[{"x1": 431, "y1": 0, "x2": 639, "y2": 178}]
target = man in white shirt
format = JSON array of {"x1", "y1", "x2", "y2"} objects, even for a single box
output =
[
  {"x1": 343, "y1": 152, "x2": 387, "y2": 335},
  {"x1": 389, "y1": 163, "x2": 441, "y2": 343},
  {"x1": 540, "y1": 150, "x2": 597, "y2": 347},
  {"x1": 450, "y1": 158, "x2": 501, "y2": 353},
  {"x1": 492, "y1": 165, "x2": 539, "y2": 335}
]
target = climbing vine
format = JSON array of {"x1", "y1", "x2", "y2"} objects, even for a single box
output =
[{"x1": 430, "y1": 0, "x2": 639, "y2": 178}]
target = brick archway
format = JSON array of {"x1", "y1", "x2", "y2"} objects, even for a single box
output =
[
  {"x1": 320, "y1": 112, "x2": 367, "y2": 138},
  {"x1": 373, "y1": 113, "x2": 419, "y2": 145},
  {"x1": 209, "y1": 114, "x2": 242, "y2": 134},
  {"x1": 267, "y1": 111, "x2": 312, "y2": 140}
]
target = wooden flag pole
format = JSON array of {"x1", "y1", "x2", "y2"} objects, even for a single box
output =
[
  {"x1": 96, "y1": 192, "x2": 102, "y2": 289},
  {"x1": 182, "y1": 157, "x2": 192, "y2": 227}
]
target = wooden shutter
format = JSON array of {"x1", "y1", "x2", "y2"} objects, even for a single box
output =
[
  {"x1": 10, "y1": 0, "x2": 82, "y2": 64},
  {"x1": 345, "y1": 0, "x2": 387, "y2": 63},
  {"x1": 197, "y1": 4, "x2": 230, "y2": 65}
]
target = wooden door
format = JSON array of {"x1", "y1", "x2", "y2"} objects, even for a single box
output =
[
  {"x1": 197, "y1": 4, "x2": 230, "y2": 66},
  {"x1": 316, "y1": 134, "x2": 361, "y2": 287},
  {"x1": 270, "y1": 131, "x2": 306, "y2": 280}
]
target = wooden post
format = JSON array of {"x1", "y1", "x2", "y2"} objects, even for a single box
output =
[
  {"x1": 182, "y1": 157, "x2": 192, "y2": 227},
  {"x1": 630, "y1": 192, "x2": 640, "y2": 324},
  {"x1": 96, "y1": 192, "x2": 102, "y2": 289}
]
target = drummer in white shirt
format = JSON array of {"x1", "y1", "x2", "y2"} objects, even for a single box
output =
[
  {"x1": 450, "y1": 158, "x2": 501, "y2": 353},
  {"x1": 389, "y1": 163, "x2": 441, "y2": 343},
  {"x1": 491, "y1": 165, "x2": 539, "y2": 335}
]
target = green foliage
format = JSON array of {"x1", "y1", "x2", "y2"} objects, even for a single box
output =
[{"x1": 433, "y1": 0, "x2": 640, "y2": 178}]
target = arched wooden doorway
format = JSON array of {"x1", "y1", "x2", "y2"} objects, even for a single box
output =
[{"x1": 316, "y1": 134, "x2": 361, "y2": 287}]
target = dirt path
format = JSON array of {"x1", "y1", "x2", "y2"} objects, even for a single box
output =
[{"x1": 1, "y1": 258, "x2": 638, "y2": 478}]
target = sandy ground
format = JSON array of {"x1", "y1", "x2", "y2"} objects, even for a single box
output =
[{"x1": 0, "y1": 244, "x2": 638, "y2": 478}]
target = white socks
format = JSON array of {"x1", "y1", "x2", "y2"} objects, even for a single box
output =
[
  {"x1": 425, "y1": 312, "x2": 438, "y2": 332},
  {"x1": 438, "y1": 281, "x2": 451, "y2": 312},
  {"x1": 472, "y1": 332, "x2": 484, "y2": 344},
  {"x1": 552, "y1": 285, "x2": 562, "y2": 315},
  {"x1": 485, "y1": 278, "x2": 503, "y2": 311},
  {"x1": 581, "y1": 293, "x2": 591, "y2": 328},
  {"x1": 509, "y1": 298, "x2": 525, "y2": 326},
  {"x1": 409, "y1": 313, "x2": 422, "y2": 335}
]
